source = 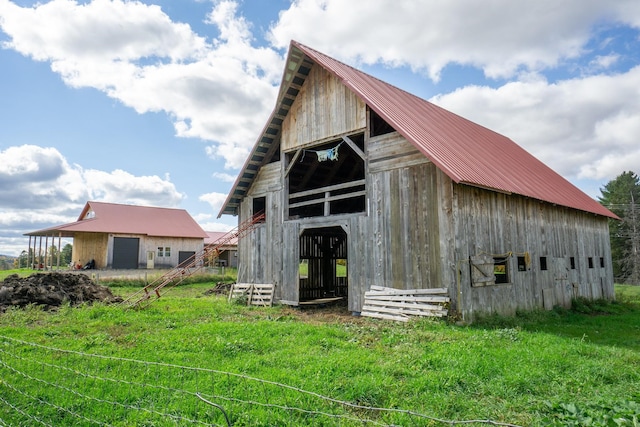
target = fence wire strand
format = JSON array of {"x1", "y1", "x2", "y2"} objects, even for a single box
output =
[{"x1": 0, "y1": 334, "x2": 523, "y2": 427}]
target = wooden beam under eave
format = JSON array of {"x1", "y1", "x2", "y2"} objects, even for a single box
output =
[
  {"x1": 285, "y1": 149, "x2": 302, "y2": 177},
  {"x1": 342, "y1": 135, "x2": 365, "y2": 160}
]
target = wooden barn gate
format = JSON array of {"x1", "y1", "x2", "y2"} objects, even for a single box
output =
[{"x1": 299, "y1": 226, "x2": 348, "y2": 301}]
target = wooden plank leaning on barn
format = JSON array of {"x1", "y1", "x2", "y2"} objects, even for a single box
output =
[
  {"x1": 228, "y1": 283, "x2": 275, "y2": 307},
  {"x1": 361, "y1": 285, "x2": 450, "y2": 322}
]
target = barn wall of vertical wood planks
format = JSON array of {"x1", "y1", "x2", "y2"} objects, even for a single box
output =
[{"x1": 232, "y1": 49, "x2": 614, "y2": 322}]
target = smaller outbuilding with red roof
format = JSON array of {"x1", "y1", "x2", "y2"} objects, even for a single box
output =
[
  {"x1": 204, "y1": 231, "x2": 238, "y2": 268},
  {"x1": 25, "y1": 201, "x2": 208, "y2": 270}
]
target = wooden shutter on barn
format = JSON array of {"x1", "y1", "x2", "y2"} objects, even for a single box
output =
[{"x1": 470, "y1": 255, "x2": 495, "y2": 287}]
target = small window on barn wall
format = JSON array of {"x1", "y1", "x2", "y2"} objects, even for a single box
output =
[
  {"x1": 493, "y1": 257, "x2": 510, "y2": 284},
  {"x1": 253, "y1": 196, "x2": 266, "y2": 223},
  {"x1": 539, "y1": 256, "x2": 548, "y2": 271},
  {"x1": 157, "y1": 247, "x2": 164, "y2": 257},
  {"x1": 165, "y1": 247, "x2": 171, "y2": 257},
  {"x1": 517, "y1": 256, "x2": 527, "y2": 271},
  {"x1": 369, "y1": 108, "x2": 396, "y2": 137},
  {"x1": 570, "y1": 257, "x2": 576, "y2": 270},
  {"x1": 516, "y1": 252, "x2": 532, "y2": 272},
  {"x1": 588, "y1": 257, "x2": 594, "y2": 268},
  {"x1": 600, "y1": 257, "x2": 605, "y2": 268}
]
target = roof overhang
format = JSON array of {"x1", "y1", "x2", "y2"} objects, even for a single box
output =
[{"x1": 218, "y1": 43, "x2": 313, "y2": 217}]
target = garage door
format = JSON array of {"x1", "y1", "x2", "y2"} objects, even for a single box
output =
[
  {"x1": 113, "y1": 237, "x2": 140, "y2": 269},
  {"x1": 178, "y1": 251, "x2": 195, "y2": 267}
]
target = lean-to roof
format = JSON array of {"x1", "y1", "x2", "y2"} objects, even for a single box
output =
[
  {"x1": 220, "y1": 40, "x2": 616, "y2": 219},
  {"x1": 205, "y1": 231, "x2": 238, "y2": 246}
]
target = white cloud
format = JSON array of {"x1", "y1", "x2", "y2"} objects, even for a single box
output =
[
  {"x1": 268, "y1": 0, "x2": 640, "y2": 80},
  {"x1": 0, "y1": 145, "x2": 88, "y2": 209},
  {"x1": 0, "y1": 144, "x2": 185, "y2": 210},
  {"x1": 0, "y1": 0, "x2": 282, "y2": 169},
  {"x1": 199, "y1": 191, "x2": 229, "y2": 215},
  {"x1": 0, "y1": 144, "x2": 185, "y2": 255},
  {"x1": 0, "y1": 0, "x2": 207, "y2": 62},
  {"x1": 0, "y1": 145, "x2": 67, "y2": 183},
  {"x1": 588, "y1": 54, "x2": 621, "y2": 72},
  {"x1": 82, "y1": 169, "x2": 185, "y2": 206},
  {"x1": 212, "y1": 172, "x2": 237, "y2": 183},
  {"x1": 429, "y1": 66, "x2": 640, "y2": 182},
  {"x1": 205, "y1": 144, "x2": 249, "y2": 172},
  {"x1": 194, "y1": 216, "x2": 235, "y2": 233}
]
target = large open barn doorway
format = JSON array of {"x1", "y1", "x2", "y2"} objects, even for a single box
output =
[{"x1": 299, "y1": 226, "x2": 348, "y2": 302}]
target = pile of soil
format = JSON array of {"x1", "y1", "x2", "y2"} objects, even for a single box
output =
[{"x1": 0, "y1": 272, "x2": 122, "y2": 312}]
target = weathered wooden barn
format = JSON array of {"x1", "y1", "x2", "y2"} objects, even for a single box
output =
[
  {"x1": 26, "y1": 201, "x2": 208, "y2": 270},
  {"x1": 219, "y1": 41, "x2": 618, "y2": 321}
]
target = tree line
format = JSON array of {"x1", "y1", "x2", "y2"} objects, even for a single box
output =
[
  {"x1": 599, "y1": 170, "x2": 640, "y2": 285},
  {"x1": 7, "y1": 244, "x2": 74, "y2": 270}
]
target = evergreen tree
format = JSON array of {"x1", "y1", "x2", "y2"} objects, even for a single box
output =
[{"x1": 598, "y1": 171, "x2": 640, "y2": 284}]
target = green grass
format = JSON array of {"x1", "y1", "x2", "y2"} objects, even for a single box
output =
[
  {"x1": 298, "y1": 261, "x2": 346, "y2": 278},
  {"x1": 0, "y1": 282, "x2": 639, "y2": 426},
  {"x1": 0, "y1": 267, "x2": 238, "y2": 287},
  {"x1": 617, "y1": 283, "x2": 640, "y2": 302},
  {"x1": 0, "y1": 268, "x2": 36, "y2": 280}
]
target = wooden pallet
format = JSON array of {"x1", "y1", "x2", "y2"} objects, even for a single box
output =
[
  {"x1": 361, "y1": 285, "x2": 449, "y2": 322},
  {"x1": 228, "y1": 283, "x2": 275, "y2": 307}
]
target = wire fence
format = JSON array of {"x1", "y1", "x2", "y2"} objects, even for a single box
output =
[{"x1": 0, "y1": 335, "x2": 522, "y2": 426}]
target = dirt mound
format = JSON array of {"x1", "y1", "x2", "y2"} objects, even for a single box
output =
[{"x1": 0, "y1": 272, "x2": 122, "y2": 312}]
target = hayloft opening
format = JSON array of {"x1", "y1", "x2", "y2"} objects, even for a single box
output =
[
  {"x1": 369, "y1": 108, "x2": 396, "y2": 137},
  {"x1": 286, "y1": 133, "x2": 366, "y2": 219},
  {"x1": 298, "y1": 226, "x2": 348, "y2": 302}
]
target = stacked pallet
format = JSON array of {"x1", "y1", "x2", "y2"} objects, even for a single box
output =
[
  {"x1": 228, "y1": 283, "x2": 275, "y2": 307},
  {"x1": 361, "y1": 285, "x2": 449, "y2": 322}
]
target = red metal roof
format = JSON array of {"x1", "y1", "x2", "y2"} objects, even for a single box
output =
[
  {"x1": 26, "y1": 201, "x2": 208, "y2": 238},
  {"x1": 220, "y1": 41, "x2": 617, "y2": 220},
  {"x1": 294, "y1": 41, "x2": 616, "y2": 219}
]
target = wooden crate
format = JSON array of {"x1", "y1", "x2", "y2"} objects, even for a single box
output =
[{"x1": 361, "y1": 285, "x2": 449, "y2": 322}]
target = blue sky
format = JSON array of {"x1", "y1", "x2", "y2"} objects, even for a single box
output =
[{"x1": 1, "y1": 0, "x2": 640, "y2": 256}]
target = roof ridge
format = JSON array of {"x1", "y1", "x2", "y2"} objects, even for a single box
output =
[{"x1": 292, "y1": 40, "x2": 424, "y2": 103}]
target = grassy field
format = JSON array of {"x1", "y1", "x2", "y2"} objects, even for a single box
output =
[{"x1": 0, "y1": 274, "x2": 638, "y2": 426}]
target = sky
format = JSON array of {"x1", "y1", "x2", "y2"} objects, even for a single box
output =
[{"x1": 1, "y1": 0, "x2": 640, "y2": 257}]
